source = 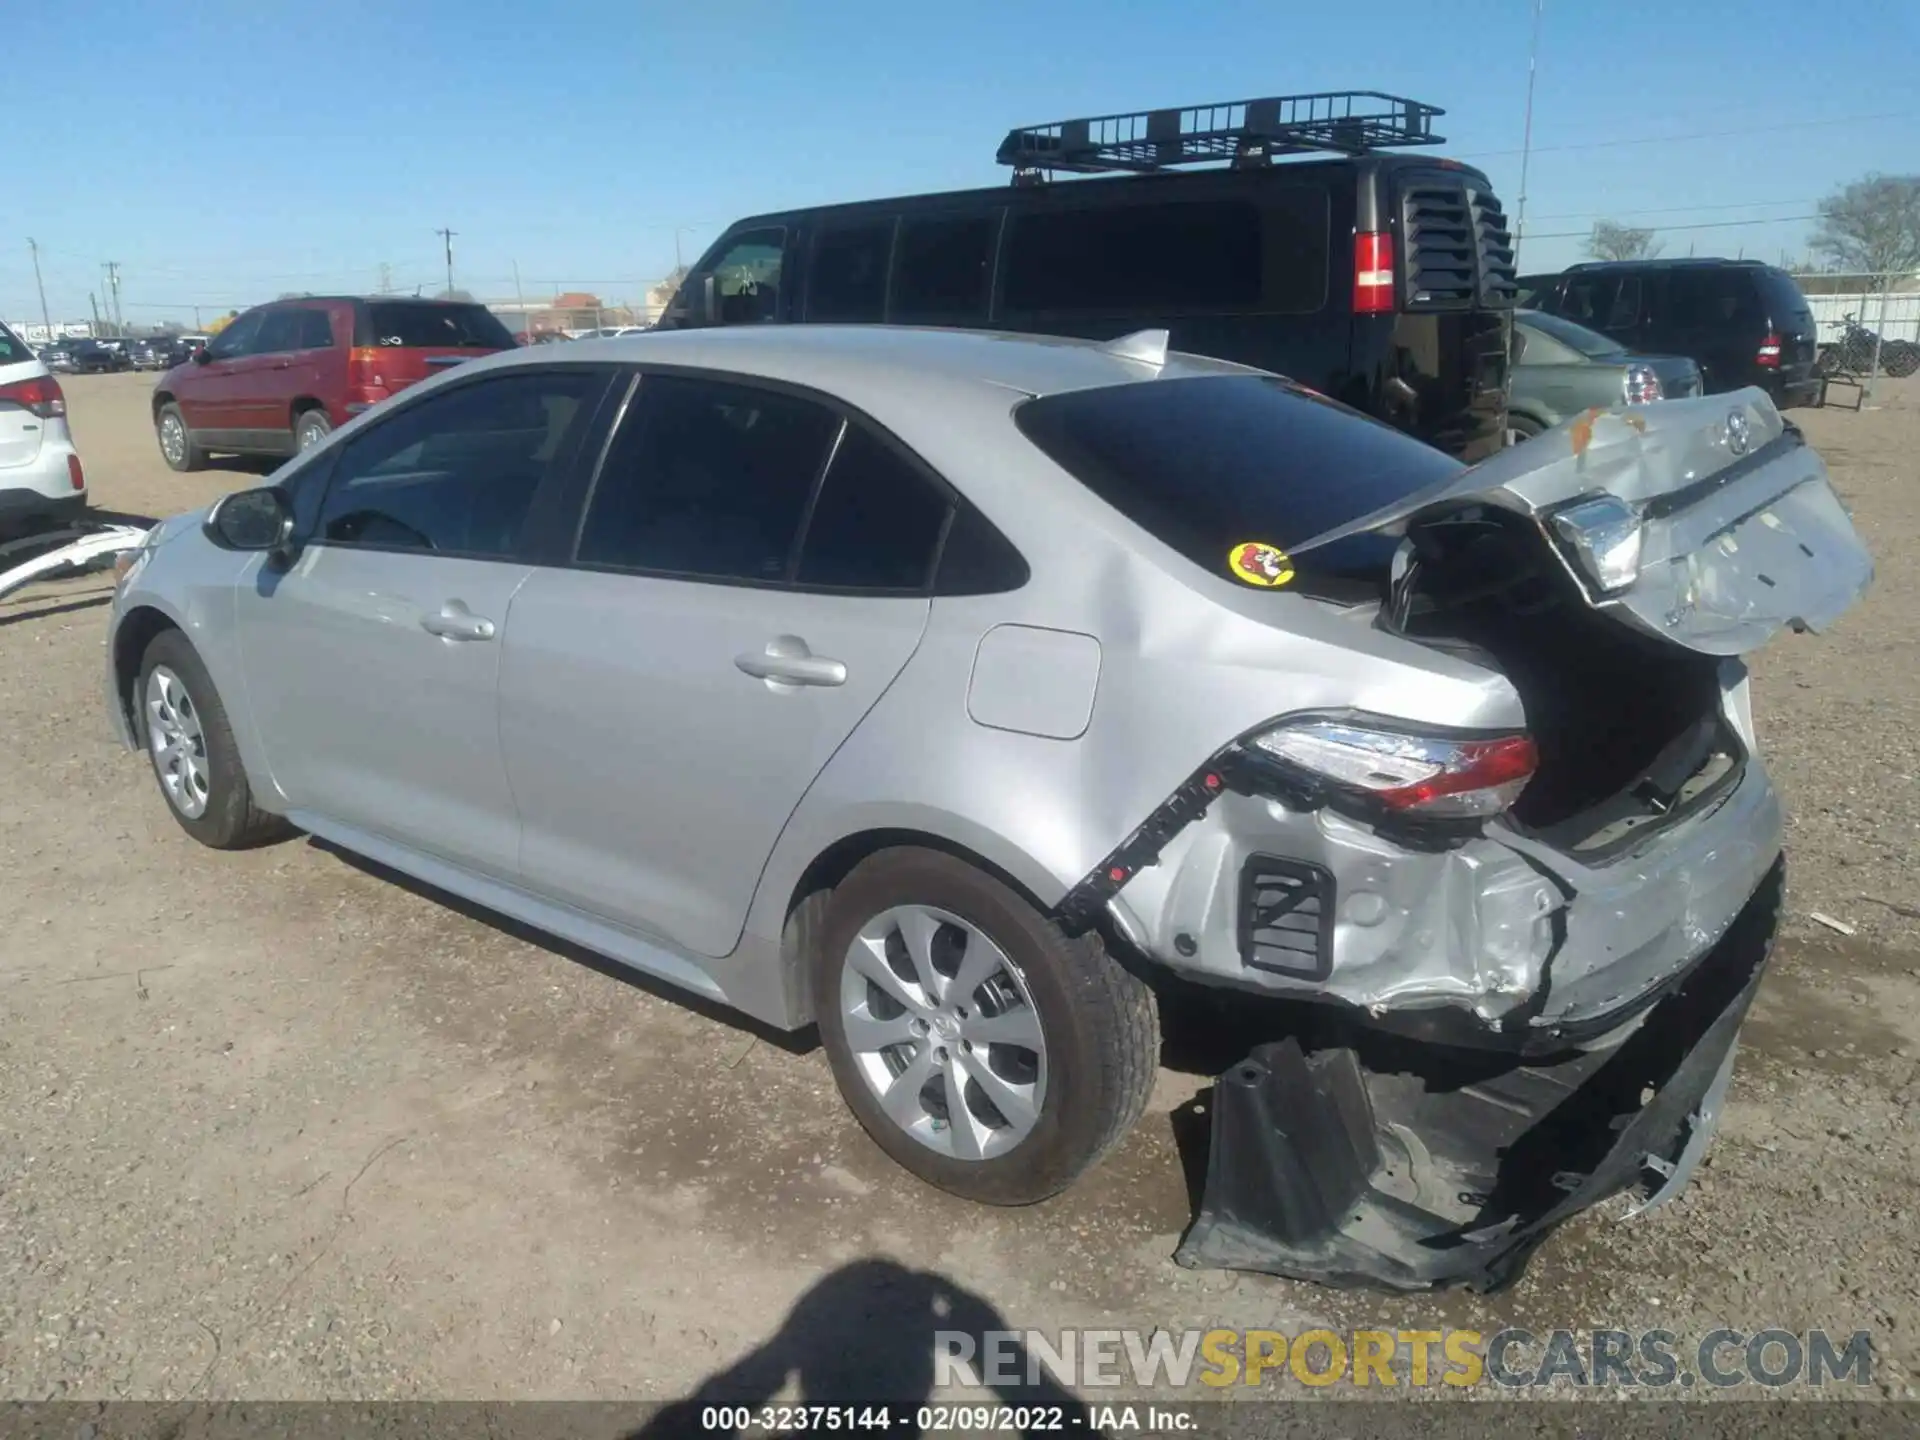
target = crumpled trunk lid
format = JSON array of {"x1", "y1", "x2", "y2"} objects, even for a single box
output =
[{"x1": 1297, "y1": 388, "x2": 1873, "y2": 657}]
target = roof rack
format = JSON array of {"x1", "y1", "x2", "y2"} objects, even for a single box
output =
[{"x1": 996, "y1": 92, "x2": 1445, "y2": 181}]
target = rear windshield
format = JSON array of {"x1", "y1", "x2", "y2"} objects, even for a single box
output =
[
  {"x1": 357, "y1": 302, "x2": 514, "y2": 349},
  {"x1": 0, "y1": 324, "x2": 29, "y2": 365},
  {"x1": 1014, "y1": 375, "x2": 1463, "y2": 583},
  {"x1": 1516, "y1": 309, "x2": 1622, "y2": 358},
  {"x1": 1756, "y1": 267, "x2": 1815, "y2": 322}
]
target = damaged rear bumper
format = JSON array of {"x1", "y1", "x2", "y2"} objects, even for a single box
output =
[{"x1": 1173, "y1": 856, "x2": 1782, "y2": 1292}]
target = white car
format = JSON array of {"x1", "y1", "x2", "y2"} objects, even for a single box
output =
[{"x1": 0, "y1": 322, "x2": 86, "y2": 531}]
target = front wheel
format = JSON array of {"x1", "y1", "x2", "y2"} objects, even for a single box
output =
[
  {"x1": 811, "y1": 847, "x2": 1159, "y2": 1205},
  {"x1": 137, "y1": 630, "x2": 289, "y2": 849},
  {"x1": 155, "y1": 404, "x2": 205, "y2": 473},
  {"x1": 294, "y1": 408, "x2": 333, "y2": 451}
]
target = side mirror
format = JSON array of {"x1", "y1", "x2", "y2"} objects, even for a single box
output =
[
  {"x1": 206, "y1": 487, "x2": 296, "y2": 554},
  {"x1": 192, "y1": 348, "x2": 212, "y2": 364}
]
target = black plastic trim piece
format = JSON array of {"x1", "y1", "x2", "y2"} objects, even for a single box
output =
[{"x1": 1237, "y1": 855, "x2": 1336, "y2": 981}]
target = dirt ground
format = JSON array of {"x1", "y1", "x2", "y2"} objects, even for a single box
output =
[{"x1": 3, "y1": 371, "x2": 1918, "y2": 1410}]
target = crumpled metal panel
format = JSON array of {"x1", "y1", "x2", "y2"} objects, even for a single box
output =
[{"x1": 1294, "y1": 388, "x2": 1874, "y2": 658}]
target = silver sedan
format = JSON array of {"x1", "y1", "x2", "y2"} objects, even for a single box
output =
[{"x1": 104, "y1": 324, "x2": 1870, "y2": 1289}]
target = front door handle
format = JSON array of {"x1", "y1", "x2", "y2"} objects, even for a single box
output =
[
  {"x1": 735, "y1": 635, "x2": 846, "y2": 688},
  {"x1": 420, "y1": 601, "x2": 496, "y2": 642}
]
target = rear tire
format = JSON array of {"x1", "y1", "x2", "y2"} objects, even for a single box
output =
[
  {"x1": 136, "y1": 630, "x2": 289, "y2": 849},
  {"x1": 1884, "y1": 342, "x2": 1920, "y2": 379},
  {"x1": 155, "y1": 404, "x2": 206, "y2": 473},
  {"x1": 294, "y1": 407, "x2": 333, "y2": 451},
  {"x1": 810, "y1": 847, "x2": 1158, "y2": 1205}
]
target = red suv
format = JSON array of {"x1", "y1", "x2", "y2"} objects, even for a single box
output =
[{"x1": 151, "y1": 296, "x2": 516, "y2": 471}]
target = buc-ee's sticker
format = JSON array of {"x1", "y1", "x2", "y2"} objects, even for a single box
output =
[{"x1": 1228, "y1": 541, "x2": 1296, "y2": 588}]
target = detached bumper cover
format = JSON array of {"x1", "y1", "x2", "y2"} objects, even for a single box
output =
[{"x1": 1174, "y1": 857, "x2": 1782, "y2": 1293}]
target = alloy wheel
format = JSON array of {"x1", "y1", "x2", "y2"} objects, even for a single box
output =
[
  {"x1": 838, "y1": 904, "x2": 1048, "y2": 1162},
  {"x1": 159, "y1": 414, "x2": 186, "y2": 466}
]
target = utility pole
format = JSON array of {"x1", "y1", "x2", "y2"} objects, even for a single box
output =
[
  {"x1": 435, "y1": 227, "x2": 456, "y2": 296},
  {"x1": 378, "y1": 262, "x2": 393, "y2": 295},
  {"x1": 103, "y1": 261, "x2": 124, "y2": 333},
  {"x1": 27, "y1": 238, "x2": 52, "y2": 338},
  {"x1": 1512, "y1": 0, "x2": 1544, "y2": 258},
  {"x1": 89, "y1": 292, "x2": 102, "y2": 334},
  {"x1": 194, "y1": 306, "x2": 202, "y2": 330},
  {"x1": 512, "y1": 260, "x2": 529, "y2": 339}
]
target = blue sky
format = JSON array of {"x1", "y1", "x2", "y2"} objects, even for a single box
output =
[{"x1": 6, "y1": 0, "x2": 1916, "y2": 329}]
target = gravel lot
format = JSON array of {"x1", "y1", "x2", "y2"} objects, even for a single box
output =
[{"x1": 3, "y1": 371, "x2": 1917, "y2": 1408}]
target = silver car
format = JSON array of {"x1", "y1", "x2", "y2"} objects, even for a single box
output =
[{"x1": 105, "y1": 326, "x2": 1871, "y2": 1291}]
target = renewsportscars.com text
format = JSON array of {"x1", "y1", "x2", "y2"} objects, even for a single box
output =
[{"x1": 934, "y1": 1327, "x2": 1875, "y2": 1390}]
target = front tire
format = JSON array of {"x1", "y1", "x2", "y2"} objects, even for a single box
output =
[
  {"x1": 294, "y1": 408, "x2": 333, "y2": 451},
  {"x1": 137, "y1": 630, "x2": 288, "y2": 849},
  {"x1": 1507, "y1": 413, "x2": 1546, "y2": 445},
  {"x1": 811, "y1": 847, "x2": 1158, "y2": 1205},
  {"x1": 155, "y1": 404, "x2": 205, "y2": 472}
]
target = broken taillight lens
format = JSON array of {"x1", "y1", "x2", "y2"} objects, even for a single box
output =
[{"x1": 1250, "y1": 720, "x2": 1537, "y2": 818}]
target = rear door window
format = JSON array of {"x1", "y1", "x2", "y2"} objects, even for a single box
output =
[
  {"x1": 296, "y1": 308, "x2": 335, "y2": 350},
  {"x1": 359, "y1": 302, "x2": 515, "y2": 349},
  {"x1": 807, "y1": 221, "x2": 894, "y2": 323},
  {"x1": 1015, "y1": 375, "x2": 1463, "y2": 581},
  {"x1": 794, "y1": 425, "x2": 951, "y2": 591},
  {"x1": 576, "y1": 374, "x2": 841, "y2": 583},
  {"x1": 0, "y1": 323, "x2": 29, "y2": 365},
  {"x1": 1002, "y1": 191, "x2": 1327, "y2": 316},
  {"x1": 890, "y1": 213, "x2": 997, "y2": 324}
]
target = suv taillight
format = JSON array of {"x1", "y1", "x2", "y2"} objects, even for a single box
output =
[
  {"x1": 1623, "y1": 363, "x2": 1663, "y2": 404},
  {"x1": 1250, "y1": 719, "x2": 1537, "y2": 819},
  {"x1": 1353, "y1": 231, "x2": 1395, "y2": 315},
  {"x1": 1756, "y1": 332, "x2": 1782, "y2": 368},
  {"x1": 0, "y1": 375, "x2": 66, "y2": 419},
  {"x1": 347, "y1": 347, "x2": 391, "y2": 409}
]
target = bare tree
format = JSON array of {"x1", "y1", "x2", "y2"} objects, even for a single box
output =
[
  {"x1": 1587, "y1": 220, "x2": 1663, "y2": 262},
  {"x1": 1812, "y1": 174, "x2": 1920, "y2": 281}
]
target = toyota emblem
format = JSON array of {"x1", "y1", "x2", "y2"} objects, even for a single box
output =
[{"x1": 1725, "y1": 410, "x2": 1751, "y2": 456}]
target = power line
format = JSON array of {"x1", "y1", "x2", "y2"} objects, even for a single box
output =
[
  {"x1": 1529, "y1": 197, "x2": 1817, "y2": 221},
  {"x1": 1526, "y1": 213, "x2": 1818, "y2": 241},
  {"x1": 1459, "y1": 110, "x2": 1904, "y2": 160}
]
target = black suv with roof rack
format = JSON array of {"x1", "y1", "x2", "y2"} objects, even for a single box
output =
[
  {"x1": 1520, "y1": 258, "x2": 1821, "y2": 410},
  {"x1": 658, "y1": 92, "x2": 1519, "y2": 461}
]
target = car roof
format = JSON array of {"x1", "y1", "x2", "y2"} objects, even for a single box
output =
[
  {"x1": 718, "y1": 151, "x2": 1490, "y2": 233},
  {"x1": 469, "y1": 324, "x2": 1260, "y2": 405}
]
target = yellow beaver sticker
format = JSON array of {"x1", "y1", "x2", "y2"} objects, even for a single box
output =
[{"x1": 1228, "y1": 541, "x2": 1296, "y2": 587}]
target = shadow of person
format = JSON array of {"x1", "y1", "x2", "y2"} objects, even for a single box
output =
[{"x1": 630, "y1": 1258, "x2": 1095, "y2": 1439}]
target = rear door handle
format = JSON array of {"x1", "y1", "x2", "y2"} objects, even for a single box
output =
[
  {"x1": 735, "y1": 635, "x2": 846, "y2": 688},
  {"x1": 420, "y1": 601, "x2": 496, "y2": 642}
]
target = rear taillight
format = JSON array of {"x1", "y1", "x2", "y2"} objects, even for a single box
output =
[
  {"x1": 1250, "y1": 720, "x2": 1537, "y2": 819},
  {"x1": 0, "y1": 375, "x2": 66, "y2": 419},
  {"x1": 1622, "y1": 363, "x2": 1663, "y2": 404},
  {"x1": 1756, "y1": 332, "x2": 1782, "y2": 368},
  {"x1": 1353, "y1": 230, "x2": 1395, "y2": 315},
  {"x1": 347, "y1": 346, "x2": 391, "y2": 407}
]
